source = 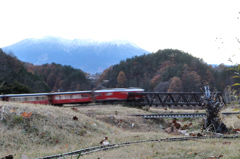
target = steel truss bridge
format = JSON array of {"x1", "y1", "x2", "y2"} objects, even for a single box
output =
[{"x1": 126, "y1": 92, "x2": 225, "y2": 107}]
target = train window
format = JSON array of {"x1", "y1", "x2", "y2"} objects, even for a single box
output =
[
  {"x1": 72, "y1": 95, "x2": 77, "y2": 99},
  {"x1": 19, "y1": 97, "x2": 25, "y2": 102},
  {"x1": 77, "y1": 95, "x2": 82, "y2": 98},
  {"x1": 61, "y1": 95, "x2": 66, "y2": 99},
  {"x1": 106, "y1": 93, "x2": 113, "y2": 96},
  {"x1": 11, "y1": 97, "x2": 17, "y2": 102},
  {"x1": 30, "y1": 97, "x2": 35, "y2": 101},
  {"x1": 37, "y1": 96, "x2": 45, "y2": 101},
  {"x1": 55, "y1": 96, "x2": 60, "y2": 100},
  {"x1": 66, "y1": 95, "x2": 71, "y2": 99},
  {"x1": 11, "y1": 97, "x2": 16, "y2": 102}
]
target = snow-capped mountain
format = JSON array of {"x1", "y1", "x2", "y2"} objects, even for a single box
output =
[{"x1": 3, "y1": 36, "x2": 149, "y2": 73}]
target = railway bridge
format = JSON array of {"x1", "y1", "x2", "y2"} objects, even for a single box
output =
[{"x1": 126, "y1": 92, "x2": 225, "y2": 107}]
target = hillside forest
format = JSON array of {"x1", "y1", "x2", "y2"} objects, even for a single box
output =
[
  {"x1": 97, "y1": 49, "x2": 238, "y2": 93},
  {"x1": 26, "y1": 63, "x2": 91, "y2": 92},
  {"x1": 0, "y1": 48, "x2": 239, "y2": 95},
  {"x1": 0, "y1": 49, "x2": 90, "y2": 93},
  {"x1": 0, "y1": 49, "x2": 50, "y2": 94}
]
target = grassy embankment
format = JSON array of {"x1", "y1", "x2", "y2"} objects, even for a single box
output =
[{"x1": 0, "y1": 101, "x2": 240, "y2": 159}]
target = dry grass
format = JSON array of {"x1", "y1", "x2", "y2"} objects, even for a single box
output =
[
  {"x1": 79, "y1": 138, "x2": 240, "y2": 159},
  {"x1": 0, "y1": 101, "x2": 240, "y2": 159}
]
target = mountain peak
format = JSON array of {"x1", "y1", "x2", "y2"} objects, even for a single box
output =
[
  {"x1": 7, "y1": 36, "x2": 142, "y2": 50},
  {"x1": 3, "y1": 36, "x2": 149, "y2": 73}
]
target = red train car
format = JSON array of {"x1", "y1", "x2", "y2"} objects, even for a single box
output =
[
  {"x1": 50, "y1": 91, "x2": 92, "y2": 106},
  {"x1": 94, "y1": 88, "x2": 144, "y2": 103},
  {"x1": 5, "y1": 93, "x2": 50, "y2": 104}
]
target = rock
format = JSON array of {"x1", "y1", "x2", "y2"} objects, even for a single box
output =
[
  {"x1": 178, "y1": 130, "x2": 188, "y2": 134},
  {"x1": 100, "y1": 137, "x2": 109, "y2": 145},
  {"x1": 165, "y1": 127, "x2": 172, "y2": 133}
]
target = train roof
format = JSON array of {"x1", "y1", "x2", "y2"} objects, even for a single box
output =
[
  {"x1": 49, "y1": 90, "x2": 92, "y2": 95},
  {"x1": 95, "y1": 88, "x2": 144, "y2": 93},
  {"x1": 4, "y1": 93, "x2": 50, "y2": 97},
  {"x1": 1, "y1": 88, "x2": 144, "y2": 97},
  {"x1": 1, "y1": 91, "x2": 92, "y2": 97}
]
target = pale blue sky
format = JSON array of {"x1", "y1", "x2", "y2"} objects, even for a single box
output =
[{"x1": 0, "y1": 0, "x2": 240, "y2": 65}]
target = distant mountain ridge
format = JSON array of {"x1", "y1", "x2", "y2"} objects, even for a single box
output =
[{"x1": 3, "y1": 36, "x2": 149, "y2": 73}]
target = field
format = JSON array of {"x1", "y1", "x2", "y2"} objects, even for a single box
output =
[{"x1": 0, "y1": 101, "x2": 240, "y2": 159}]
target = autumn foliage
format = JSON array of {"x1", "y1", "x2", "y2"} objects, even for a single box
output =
[
  {"x1": 168, "y1": 77, "x2": 183, "y2": 92},
  {"x1": 26, "y1": 63, "x2": 90, "y2": 92},
  {"x1": 98, "y1": 49, "x2": 233, "y2": 92},
  {"x1": 21, "y1": 112, "x2": 32, "y2": 118},
  {"x1": 117, "y1": 71, "x2": 126, "y2": 87}
]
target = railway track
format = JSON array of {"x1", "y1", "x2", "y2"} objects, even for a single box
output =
[
  {"x1": 37, "y1": 135, "x2": 240, "y2": 159},
  {"x1": 129, "y1": 112, "x2": 240, "y2": 119}
]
